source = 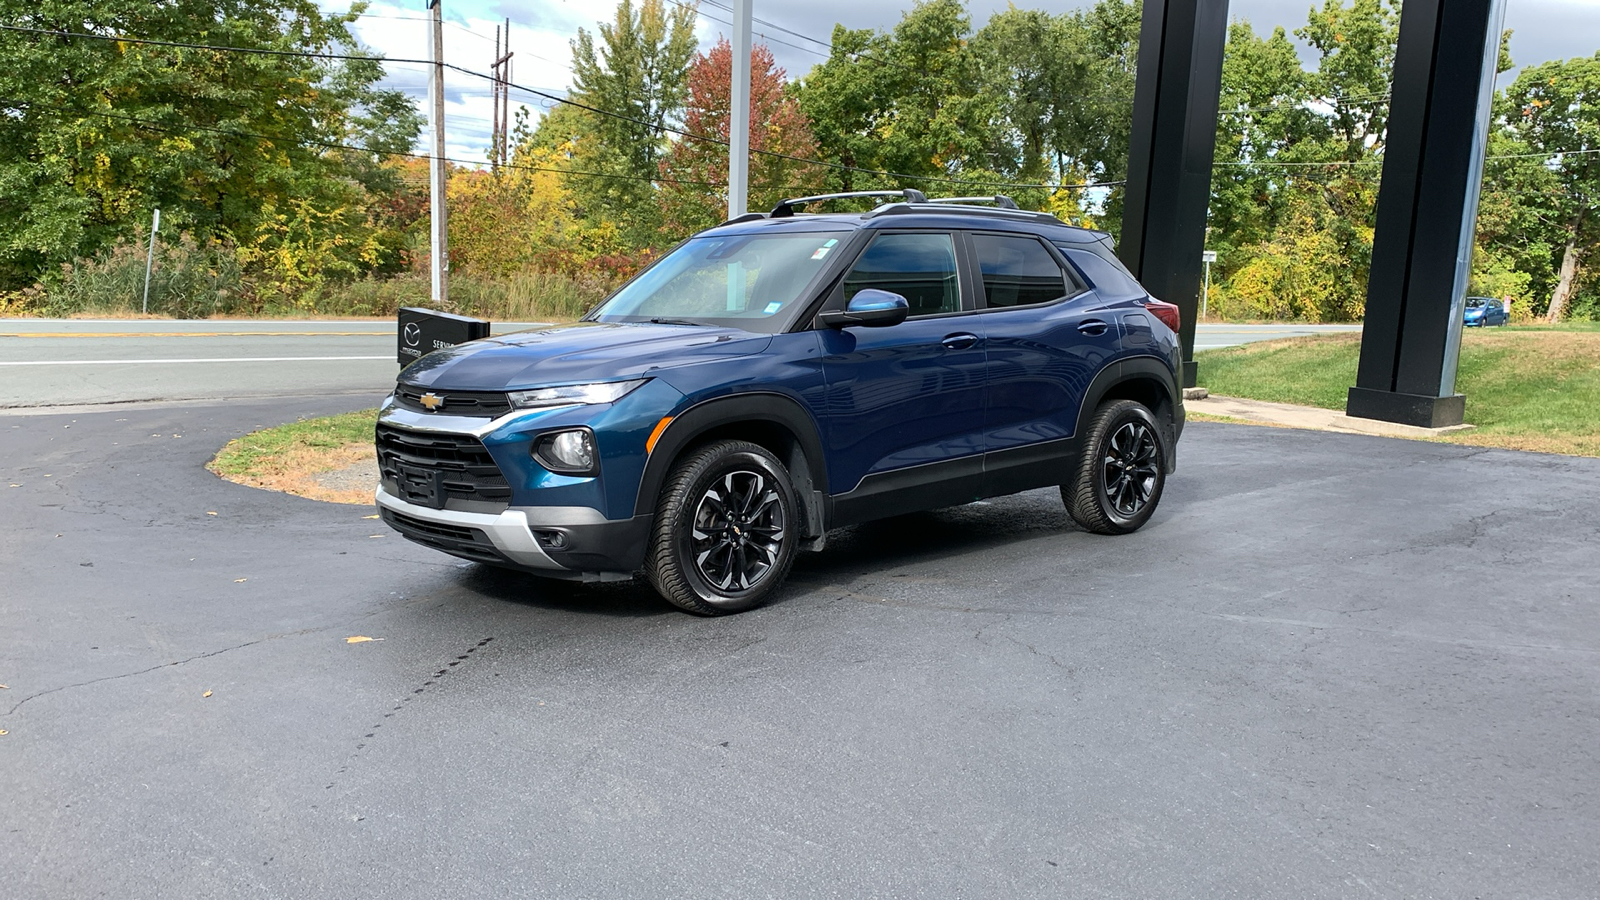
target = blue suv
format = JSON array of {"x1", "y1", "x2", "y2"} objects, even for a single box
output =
[{"x1": 376, "y1": 191, "x2": 1184, "y2": 614}]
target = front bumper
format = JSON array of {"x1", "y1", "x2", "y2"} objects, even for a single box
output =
[{"x1": 376, "y1": 488, "x2": 654, "y2": 578}]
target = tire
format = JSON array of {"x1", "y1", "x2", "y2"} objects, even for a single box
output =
[
  {"x1": 646, "y1": 439, "x2": 799, "y2": 615},
  {"x1": 1062, "y1": 399, "x2": 1167, "y2": 535}
]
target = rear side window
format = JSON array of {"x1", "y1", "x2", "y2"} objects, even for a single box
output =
[
  {"x1": 971, "y1": 234, "x2": 1069, "y2": 308},
  {"x1": 1059, "y1": 246, "x2": 1148, "y2": 302},
  {"x1": 843, "y1": 233, "x2": 961, "y2": 317}
]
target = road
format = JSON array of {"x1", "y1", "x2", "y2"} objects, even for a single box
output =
[
  {"x1": 0, "y1": 319, "x2": 1359, "y2": 409},
  {"x1": 4, "y1": 398, "x2": 1597, "y2": 898},
  {"x1": 0, "y1": 319, "x2": 545, "y2": 408}
]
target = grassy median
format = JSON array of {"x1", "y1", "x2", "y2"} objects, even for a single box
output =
[
  {"x1": 1196, "y1": 325, "x2": 1600, "y2": 456},
  {"x1": 208, "y1": 409, "x2": 379, "y2": 504}
]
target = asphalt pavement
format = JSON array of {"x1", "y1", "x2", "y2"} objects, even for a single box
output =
[
  {"x1": 0, "y1": 320, "x2": 1356, "y2": 409},
  {"x1": 3, "y1": 395, "x2": 1597, "y2": 898}
]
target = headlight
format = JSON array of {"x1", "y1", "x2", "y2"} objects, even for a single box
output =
[
  {"x1": 533, "y1": 428, "x2": 599, "y2": 476},
  {"x1": 508, "y1": 379, "x2": 648, "y2": 409}
]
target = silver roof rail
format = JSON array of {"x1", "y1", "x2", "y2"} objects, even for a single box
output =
[
  {"x1": 923, "y1": 195, "x2": 1021, "y2": 210},
  {"x1": 770, "y1": 189, "x2": 928, "y2": 218}
]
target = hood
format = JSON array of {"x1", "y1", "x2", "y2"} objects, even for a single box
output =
[{"x1": 398, "y1": 321, "x2": 773, "y2": 390}]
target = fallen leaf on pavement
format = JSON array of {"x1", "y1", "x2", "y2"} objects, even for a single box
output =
[
  {"x1": 362, "y1": 514, "x2": 380, "y2": 519},
  {"x1": 346, "y1": 636, "x2": 382, "y2": 644},
  {"x1": 234, "y1": 578, "x2": 247, "y2": 583},
  {"x1": 202, "y1": 690, "x2": 213, "y2": 698},
  {"x1": 206, "y1": 511, "x2": 218, "y2": 516}
]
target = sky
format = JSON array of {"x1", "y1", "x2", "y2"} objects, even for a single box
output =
[{"x1": 324, "y1": 0, "x2": 1600, "y2": 163}]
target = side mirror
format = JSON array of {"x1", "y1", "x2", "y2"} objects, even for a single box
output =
[{"x1": 818, "y1": 289, "x2": 910, "y2": 329}]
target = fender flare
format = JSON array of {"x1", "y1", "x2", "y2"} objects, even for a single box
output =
[
  {"x1": 1075, "y1": 356, "x2": 1182, "y2": 472},
  {"x1": 632, "y1": 391, "x2": 830, "y2": 533}
]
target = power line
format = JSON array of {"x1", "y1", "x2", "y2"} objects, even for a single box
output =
[{"x1": 33, "y1": 103, "x2": 726, "y2": 188}]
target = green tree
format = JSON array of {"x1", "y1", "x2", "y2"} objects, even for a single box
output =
[
  {"x1": 566, "y1": 0, "x2": 698, "y2": 246},
  {"x1": 797, "y1": 0, "x2": 995, "y2": 194},
  {"x1": 0, "y1": 0, "x2": 420, "y2": 292},
  {"x1": 1501, "y1": 52, "x2": 1600, "y2": 321}
]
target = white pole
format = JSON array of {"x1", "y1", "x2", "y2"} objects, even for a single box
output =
[
  {"x1": 428, "y1": 0, "x2": 449, "y2": 304},
  {"x1": 142, "y1": 208, "x2": 160, "y2": 316},
  {"x1": 1202, "y1": 258, "x2": 1210, "y2": 320},
  {"x1": 728, "y1": 0, "x2": 752, "y2": 218}
]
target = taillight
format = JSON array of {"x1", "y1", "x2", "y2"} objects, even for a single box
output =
[{"x1": 1145, "y1": 299, "x2": 1181, "y2": 333}]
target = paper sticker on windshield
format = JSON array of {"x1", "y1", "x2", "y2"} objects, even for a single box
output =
[
  {"x1": 763, "y1": 301, "x2": 783, "y2": 315},
  {"x1": 824, "y1": 239, "x2": 838, "y2": 247},
  {"x1": 811, "y1": 247, "x2": 831, "y2": 260}
]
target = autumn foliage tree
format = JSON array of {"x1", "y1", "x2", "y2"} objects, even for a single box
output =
[{"x1": 657, "y1": 39, "x2": 823, "y2": 235}]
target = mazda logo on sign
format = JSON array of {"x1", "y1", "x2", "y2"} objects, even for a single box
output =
[{"x1": 403, "y1": 322, "x2": 421, "y2": 347}]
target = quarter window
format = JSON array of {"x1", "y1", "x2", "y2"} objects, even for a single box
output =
[
  {"x1": 842, "y1": 233, "x2": 961, "y2": 317},
  {"x1": 972, "y1": 234, "x2": 1069, "y2": 308}
]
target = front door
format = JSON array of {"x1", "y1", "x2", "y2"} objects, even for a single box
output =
[{"x1": 817, "y1": 231, "x2": 987, "y2": 513}]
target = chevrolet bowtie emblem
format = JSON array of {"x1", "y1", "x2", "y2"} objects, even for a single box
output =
[{"x1": 419, "y1": 392, "x2": 444, "y2": 411}]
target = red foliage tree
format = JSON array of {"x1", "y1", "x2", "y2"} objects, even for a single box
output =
[{"x1": 658, "y1": 39, "x2": 823, "y2": 234}]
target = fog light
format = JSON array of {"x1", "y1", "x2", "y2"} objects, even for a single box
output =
[{"x1": 534, "y1": 429, "x2": 598, "y2": 475}]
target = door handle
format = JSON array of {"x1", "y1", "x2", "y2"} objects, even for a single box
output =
[
  {"x1": 941, "y1": 333, "x2": 979, "y2": 351},
  {"x1": 1077, "y1": 319, "x2": 1110, "y2": 336}
]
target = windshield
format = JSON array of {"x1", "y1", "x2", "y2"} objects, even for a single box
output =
[
  {"x1": 589, "y1": 231, "x2": 849, "y2": 333},
  {"x1": 1466, "y1": 298, "x2": 1487, "y2": 308}
]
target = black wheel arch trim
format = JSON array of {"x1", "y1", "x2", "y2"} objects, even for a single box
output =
[
  {"x1": 634, "y1": 391, "x2": 829, "y2": 537},
  {"x1": 1077, "y1": 356, "x2": 1182, "y2": 474}
]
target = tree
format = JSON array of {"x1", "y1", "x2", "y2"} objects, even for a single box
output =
[
  {"x1": 566, "y1": 0, "x2": 698, "y2": 246},
  {"x1": 1501, "y1": 52, "x2": 1600, "y2": 322},
  {"x1": 797, "y1": 0, "x2": 994, "y2": 194},
  {"x1": 657, "y1": 39, "x2": 821, "y2": 235},
  {"x1": 0, "y1": 0, "x2": 420, "y2": 292}
]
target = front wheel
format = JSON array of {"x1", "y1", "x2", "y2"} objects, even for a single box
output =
[
  {"x1": 646, "y1": 440, "x2": 799, "y2": 615},
  {"x1": 1062, "y1": 399, "x2": 1167, "y2": 535}
]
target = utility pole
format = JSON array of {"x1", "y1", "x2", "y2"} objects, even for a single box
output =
[
  {"x1": 491, "y1": 19, "x2": 513, "y2": 172},
  {"x1": 427, "y1": 0, "x2": 449, "y2": 305},
  {"x1": 728, "y1": 0, "x2": 752, "y2": 218}
]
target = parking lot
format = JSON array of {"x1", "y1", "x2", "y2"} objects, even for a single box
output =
[{"x1": 4, "y1": 395, "x2": 1597, "y2": 898}]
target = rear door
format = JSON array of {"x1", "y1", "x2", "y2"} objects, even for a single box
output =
[
  {"x1": 972, "y1": 232, "x2": 1118, "y2": 464},
  {"x1": 816, "y1": 231, "x2": 988, "y2": 507}
]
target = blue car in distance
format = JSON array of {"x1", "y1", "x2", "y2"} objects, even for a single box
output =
[
  {"x1": 376, "y1": 190, "x2": 1185, "y2": 614},
  {"x1": 1465, "y1": 296, "x2": 1509, "y2": 326}
]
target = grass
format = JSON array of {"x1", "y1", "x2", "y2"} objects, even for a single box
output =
[
  {"x1": 208, "y1": 409, "x2": 379, "y2": 504},
  {"x1": 1197, "y1": 325, "x2": 1600, "y2": 456}
]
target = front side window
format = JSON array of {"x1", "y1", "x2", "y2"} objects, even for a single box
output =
[
  {"x1": 842, "y1": 233, "x2": 960, "y2": 317},
  {"x1": 590, "y1": 231, "x2": 847, "y2": 332},
  {"x1": 972, "y1": 234, "x2": 1068, "y2": 308}
]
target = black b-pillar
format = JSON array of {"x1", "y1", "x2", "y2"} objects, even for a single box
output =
[
  {"x1": 1347, "y1": 0, "x2": 1507, "y2": 428},
  {"x1": 1119, "y1": 0, "x2": 1229, "y2": 388}
]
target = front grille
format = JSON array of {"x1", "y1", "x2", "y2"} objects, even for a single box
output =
[
  {"x1": 376, "y1": 423, "x2": 512, "y2": 510},
  {"x1": 381, "y1": 508, "x2": 510, "y2": 565},
  {"x1": 393, "y1": 384, "x2": 513, "y2": 417}
]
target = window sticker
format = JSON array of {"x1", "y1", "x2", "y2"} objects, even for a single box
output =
[
  {"x1": 823, "y1": 238, "x2": 838, "y2": 247},
  {"x1": 763, "y1": 301, "x2": 783, "y2": 315},
  {"x1": 810, "y1": 247, "x2": 831, "y2": 260}
]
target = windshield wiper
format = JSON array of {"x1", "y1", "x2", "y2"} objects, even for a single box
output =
[{"x1": 648, "y1": 317, "x2": 707, "y2": 326}]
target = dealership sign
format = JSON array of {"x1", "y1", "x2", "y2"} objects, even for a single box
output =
[{"x1": 397, "y1": 307, "x2": 491, "y2": 366}]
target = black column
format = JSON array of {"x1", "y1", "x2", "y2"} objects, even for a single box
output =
[
  {"x1": 1347, "y1": 0, "x2": 1506, "y2": 428},
  {"x1": 1119, "y1": 0, "x2": 1229, "y2": 389}
]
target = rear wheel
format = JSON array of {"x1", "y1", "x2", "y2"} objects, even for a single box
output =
[
  {"x1": 1062, "y1": 399, "x2": 1167, "y2": 535},
  {"x1": 646, "y1": 440, "x2": 799, "y2": 615}
]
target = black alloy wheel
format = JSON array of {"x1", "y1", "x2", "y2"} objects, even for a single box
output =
[
  {"x1": 647, "y1": 439, "x2": 799, "y2": 615},
  {"x1": 1063, "y1": 399, "x2": 1167, "y2": 535}
]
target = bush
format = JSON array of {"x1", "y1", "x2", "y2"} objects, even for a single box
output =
[{"x1": 34, "y1": 238, "x2": 251, "y2": 318}]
